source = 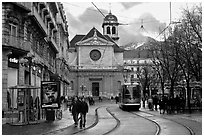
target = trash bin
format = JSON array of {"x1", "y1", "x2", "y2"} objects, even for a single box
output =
[{"x1": 45, "y1": 109, "x2": 55, "y2": 121}]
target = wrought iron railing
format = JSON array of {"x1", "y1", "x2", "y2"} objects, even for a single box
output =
[{"x1": 2, "y1": 34, "x2": 31, "y2": 52}]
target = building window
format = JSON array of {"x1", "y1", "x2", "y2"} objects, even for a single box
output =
[
  {"x1": 131, "y1": 74, "x2": 134, "y2": 78},
  {"x1": 9, "y1": 23, "x2": 17, "y2": 37},
  {"x1": 144, "y1": 60, "x2": 147, "y2": 64},
  {"x1": 137, "y1": 67, "x2": 140, "y2": 72},
  {"x1": 131, "y1": 67, "x2": 134, "y2": 71},
  {"x1": 112, "y1": 26, "x2": 116, "y2": 34},
  {"x1": 107, "y1": 26, "x2": 111, "y2": 34}
]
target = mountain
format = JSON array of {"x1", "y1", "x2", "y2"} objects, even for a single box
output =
[
  {"x1": 122, "y1": 36, "x2": 157, "y2": 59},
  {"x1": 121, "y1": 36, "x2": 156, "y2": 50}
]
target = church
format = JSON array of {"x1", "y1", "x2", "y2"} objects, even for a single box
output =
[{"x1": 68, "y1": 12, "x2": 124, "y2": 98}]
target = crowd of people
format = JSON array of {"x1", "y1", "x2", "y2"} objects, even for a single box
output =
[
  {"x1": 63, "y1": 93, "x2": 187, "y2": 129},
  {"x1": 146, "y1": 95, "x2": 186, "y2": 114}
]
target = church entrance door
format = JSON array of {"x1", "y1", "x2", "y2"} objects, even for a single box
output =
[{"x1": 92, "y1": 82, "x2": 99, "y2": 96}]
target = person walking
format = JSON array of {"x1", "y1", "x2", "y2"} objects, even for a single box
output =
[
  {"x1": 70, "y1": 96, "x2": 80, "y2": 127},
  {"x1": 148, "y1": 96, "x2": 153, "y2": 110},
  {"x1": 115, "y1": 95, "x2": 119, "y2": 104},
  {"x1": 79, "y1": 97, "x2": 89, "y2": 129}
]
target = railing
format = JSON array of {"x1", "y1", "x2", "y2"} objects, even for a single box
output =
[
  {"x1": 46, "y1": 36, "x2": 58, "y2": 53},
  {"x1": 2, "y1": 34, "x2": 31, "y2": 52},
  {"x1": 30, "y1": 7, "x2": 48, "y2": 35},
  {"x1": 13, "y1": 2, "x2": 32, "y2": 12}
]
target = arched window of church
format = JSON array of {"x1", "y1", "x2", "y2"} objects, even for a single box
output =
[
  {"x1": 112, "y1": 26, "x2": 116, "y2": 34},
  {"x1": 107, "y1": 26, "x2": 111, "y2": 34}
]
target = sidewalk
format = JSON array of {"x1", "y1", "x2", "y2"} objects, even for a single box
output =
[
  {"x1": 140, "y1": 107, "x2": 202, "y2": 123},
  {"x1": 2, "y1": 101, "x2": 101, "y2": 135}
]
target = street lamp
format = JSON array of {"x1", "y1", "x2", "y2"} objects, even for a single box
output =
[
  {"x1": 19, "y1": 53, "x2": 42, "y2": 85},
  {"x1": 19, "y1": 53, "x2": 35, "y2": 85}
]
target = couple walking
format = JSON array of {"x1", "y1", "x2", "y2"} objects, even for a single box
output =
[{"x1": 70, "y1": 96, "x2": 89, "y2": 129}]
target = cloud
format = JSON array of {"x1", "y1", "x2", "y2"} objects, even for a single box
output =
[
  {"x1": 116, "y1": 12, "x2": 166, "y2": 46},
  {"x1": 137, "y1": 13, "x2": 166, "y2": 33},
  {"x1": 78, "y1": 7, "x2": 105, "y2": 24},
  {"x1": 118, "y1": 26, "x2": 147, "y2": 46},
  {"x1": 120, "y1": 2, "x2": 143, "y2": 9},
  {"x1": 66, "y1": 7, "x2": 107, "y2": 39},
  {"x1": 66, "y1": 4, "x2": 166, "y2": 46}
]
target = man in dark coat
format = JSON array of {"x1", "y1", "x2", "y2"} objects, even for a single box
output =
[
  {"x1": 70, "y1": 96, "x2": 81, "y2": 127},
  {"x1": 79, "y1": 97, "x2": 89, "y2": 129}
]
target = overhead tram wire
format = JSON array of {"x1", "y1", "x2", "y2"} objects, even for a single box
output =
[
  {"x1": 65, "y1": 2, "x2": 177, "y2": 40},
  {"x1": 139, "y1": 19, "x2": 149, "y2": 34},
  {"x1": 91, "y1": 2, "x2": 106, "y2": 18},
  {"x1": 63, "y1": 2, "x2": 180, "y2": 27},
  {"x1": 155, "y1": 2, "x2": 179, "y2": 40}
]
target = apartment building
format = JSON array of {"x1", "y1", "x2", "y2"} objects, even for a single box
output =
[{"x1": 2, "y1": 2, "x2": 70, "y2": 111}]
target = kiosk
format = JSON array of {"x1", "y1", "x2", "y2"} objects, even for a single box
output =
[{"x1": 7, "y1": 85, "x2": 40, "y2": 125}]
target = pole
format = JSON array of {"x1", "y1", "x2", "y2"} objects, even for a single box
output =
[{"x1": 170, "y1": 2, "x2": 172, "y2": 24}]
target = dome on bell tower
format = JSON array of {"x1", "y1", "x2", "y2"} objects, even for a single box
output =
[
  {"x1": 102, "y1": 12, "x2": 119, "y2": 42},
  {"x1": 104, "y1": 12, "x2": 118, "y2": 23}
]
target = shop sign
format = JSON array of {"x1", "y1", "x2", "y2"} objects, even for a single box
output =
[{"x1": 8, "y1": 57, "x2": 19, "y2": 68}]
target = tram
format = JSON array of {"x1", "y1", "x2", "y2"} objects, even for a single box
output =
[{"x1": 119, "y1": 83, "x2": 141, "y2": 111}]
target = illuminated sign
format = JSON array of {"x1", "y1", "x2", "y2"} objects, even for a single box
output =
[{"x1": 8, "y1": 56, "x2": 19, "y2": 68}]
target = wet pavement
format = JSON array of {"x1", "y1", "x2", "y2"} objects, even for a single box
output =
[
  {"x1": 2, "y1": 100, "x2": 105, "y2": 135},
  {"x1": 2, "y1": 100, "x2": 202, "y2": 135}
]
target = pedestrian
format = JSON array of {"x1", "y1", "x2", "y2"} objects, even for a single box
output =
[
  {"x1": 115, "y1": 95, "x2": 119, "y2": 104},
  {"x1": 153, "y1": 95, "x2": 158, "y2": 111},
  {"x1": 148, "y1": 96, "x2": 153, "y2": 110},
  {"x1": 70, "y1": 96, "x2": 81, "y2": 127},
  {"x1": 159, "y1": 97, "x2": 165, "y2": 114},
  {"x1": 142, "y1": 97, "x2": 146, "y2": 108},
  {"x1": 99, "y1": 96, "x2": 102, "y2": 102},
  {"x1": 79, "y1": 97, "x2": 89, "y2": 129}
]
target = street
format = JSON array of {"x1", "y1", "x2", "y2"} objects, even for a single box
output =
[{"x1": 2, "y1": 99, "x2": 202, "y2": 135}]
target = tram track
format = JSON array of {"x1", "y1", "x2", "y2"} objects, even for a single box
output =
[
  {"x1": 103, "y1": 107, "x2": 121, "y2": 135},
  {"x1": 71, "y1": 106, "x2": 101, "y2": 135},
  {"x1": 139, "y1": 110, "x2": 195, "y2": 135},
  {"x1": 73, "y1": 106, "x2": 120, "y2": 135},
  {"x1": 42, "y1": 105, "x2": 195, "y2": 135},
  {"x1": 128, "y1": 111, "x2": 161, "y2": 135}
]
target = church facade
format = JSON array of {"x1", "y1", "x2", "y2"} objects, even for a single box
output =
[{"x1": 68, "y1": 12, "x2": 124, "y2": 98}]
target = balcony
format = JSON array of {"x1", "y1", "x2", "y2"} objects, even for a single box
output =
[
  {"x1": 29, "y1": 6, "x2": 48, "y2": 35},
  {"x1": 46, "y1": 36, "x2": 59, "y2": 53},
  {"x1": 46, "y1": 5, "x2": 58, "y2": 31},
  {"x1": 2, "y1": 34, "x2": 31, "y2": 54},
  {"x1": 12, "y1": 2, "x2": 31, "y2": 13}
]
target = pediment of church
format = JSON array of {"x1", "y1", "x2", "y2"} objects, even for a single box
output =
[{"x1": 76, "y1": 27, "x2": 114, "y2": 46}]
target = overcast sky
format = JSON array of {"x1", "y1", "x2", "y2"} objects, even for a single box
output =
[{"x1": 63, "y1": 1, "x2": 200, "y2": 46}]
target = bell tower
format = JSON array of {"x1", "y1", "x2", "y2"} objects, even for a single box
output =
[{"x1": 102, "y1": 11, "x2": 119, "y2": 42}]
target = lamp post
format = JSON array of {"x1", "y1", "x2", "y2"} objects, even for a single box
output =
[
  {"x1": 24, "y1": 56, "x2": 33, "y2": 85},
  {"x1": 19, "y1": 53, "x2": 35, "y2": 85}
]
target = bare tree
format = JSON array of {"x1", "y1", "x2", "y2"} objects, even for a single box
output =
[{"x1": 167, "y1": 4, "x2": 202, "y2": 112}]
